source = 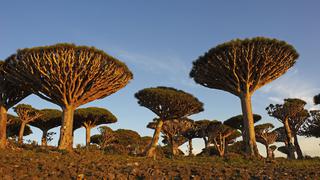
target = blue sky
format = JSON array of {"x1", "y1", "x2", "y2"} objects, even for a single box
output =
[{"x1": 1, "y1": 1, "x2": 320, "y2": 156}]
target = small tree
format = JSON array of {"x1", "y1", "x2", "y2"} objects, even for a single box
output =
[
  {"x1": 13, "y1": 104, "x2": 42, "y2": 144},
  {"x1": 255, "y1": 123, "x2": 278, "y2": 159},
  {"x1": 74, "y1": 107, "x2": 117, "y2": 146},
  {"x1": 135, "y1": 87, "x2": 203, "y2": 157},
  {"x1": 29, "y1": 109, "x2": 62, "y2": 146},
  {"x1": 0, "y1": 61, "x2": 31, "y2": 148},
  {"x1": 207, "y1": 121, "x2": 238, "y2": 157},
  {"x1": 266, "y1": 98, "x2": 306, "y2": 159},
  {"x1": 224, "y1": 114, "x2": 261, "y2": 146},
  {"x1": 190, "y1": 37, "x2": 299, "y2": 156},
  {"x1": 300, "y1": 110, "x2": 320, "y2": 138},
  {"x1": 147, "y1": 118, "x2": 193, "y2": 156},
  {"x1": 5, "y1": 44, "x2": 133, "y2": 150},
  {"x1": 6, "y1": 114, "x2": 32, "y2": 138}
]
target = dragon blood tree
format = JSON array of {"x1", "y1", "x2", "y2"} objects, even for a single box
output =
[
  {"x1": 147, "y1": 118, "x2": 193, "y2": 156},
  {"x1": 190, "y1": 37, "x2": 299, "y2": 156},
  {"x1": 266, "y1": 98, "x2": 307, "y2": 159},
  {"x1": 5, "y1": 44, "x2": 133, "y2": 150},
  {"x1": 135, "y1": 87, "x2": 203, "y2": 158},
  {"x1": 6, "y1": 114, "x2": 32, "y2": 138},
  {"x1": 207, "y1": 121, "x2": 238, "y2": 157},
  {"x1": 224, "y1": 114, "x2": 261, "y2": 145},
  {"x1": 254, "y1": 123, "x2": 278, "y2": 159},
  {"x1": 0, "y1": 61, "x2": 31, "y2": 148},
  {"x1": 300, "y1": 110, "x2": 320, "y2": 138},
  {"x1": 73, "y1": 107, "x2": 117, "y2": 146},
  {"x1": 13, "y1": 104, "x2": 42, "y2": 144},
  {"x1": 29, "y1": 109, "x2": 62, "y2": 146},
  {"x1": 314, "y1": 94, "x2": 320, "y2": 105}
]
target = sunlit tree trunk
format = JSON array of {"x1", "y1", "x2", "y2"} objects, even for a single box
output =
[
  {"x1": 294, "y1": 134, "x2": 303, "y2": 159},
  {"x1": 284, "y1": 118, "x2": 295, "y2": 159},
  {"x1": 41, "y1": 130, "x2": 48, "y2": 146},
  {"x1": 18, "y1": 121, "x2": 26, "y2": 144},
  {"x1": 58, "y1": 106, "x2": 75, "y2": 151},
  {"x1": 265, "y1": 144, "x2": 272, "y2": 159},
  {"x1": 85, "y1": 126, "x2": 92, "y2": 146},
  {"x1": 145, "y1": 120, "x2": 163, "y2": 158},
  {"x1": 0, "y1": 106, "x2": 7, "y2": 149},
  {"x1": 240, "y1": 93, "x2": 259, "y2": 156}
]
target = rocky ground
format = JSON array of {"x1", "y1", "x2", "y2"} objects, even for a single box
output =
[{"x1": 0, "y1": 147, "x2": 319, "y2": 180}]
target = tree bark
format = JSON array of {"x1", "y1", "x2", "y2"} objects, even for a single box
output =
[
  {"x1": 203, "y1": 137, "x2": 209, "y2": 148},
  {"x1": 188, "y1": 139, "x2": 193, "y2": 156},
  {"x1": 265, "y1": 144, "x2": 272, "y2": 159},
  {"x1": 284, "y1": 119, "x2": 296, "y2": 159},
  {"x1": 18, "y1": 121, "x2": 26, "y2": 144},
  {"x1": 294, "y1": 134, "x2": 303, "y2": 159},
  {"x1": 0, "y1": 106, "x2": 7, "y2": 149},
  {"x1": 41, "y1": 130, "x2": 48, "y2": 146},
  {"x1": 171, "y1": 138, "x2": 179, "y2": 156},
  {"x1": 145, "y1": 119, "x2": 163, "y2": 158},
  {"x1": 240, "y1": 93, "x2": 259, "y2": 156},
  {"x1": 85, "y1": 127, "x2": 91, "y2": 146},
  {"x1": 58, "y1": 106, "x2": 75, "y2": 151}
]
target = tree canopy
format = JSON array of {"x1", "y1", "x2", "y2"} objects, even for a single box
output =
[
  {"x1": 314, "y1": 94, "x2": 320, "y2": 105},
  {"x1": 224, "y1": 114, "x2": 262, "y2": 130},
  {"x1": 300, "y1": 110, "x2": 320, "y2": 138},
  {"x1": 29, "y1": 109, "x2": 62, "y2": 132}
]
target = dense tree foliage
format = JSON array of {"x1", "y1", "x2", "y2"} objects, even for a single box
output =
[
  {"x1": 74, "y1": 107, "x2": 117, "y2": 146},
  {"x1": 135, "y1": 86, "x2": 203, "y2": 157},
  {"x1": 266, "y1": 98, "x2": 307, "y2": 159},
  {"x1": 190, "y1": 37, "x2": 299, "y2": 156},
  {"x1": 5, "y1": 44, "x2": 133, "y2": 150},
  {"x1": 255, "y1": 123, "x2": 278, "y2": 159},
  {"x1": 13, "y1": 104, "x2": 42, "y2": 144},
  {"x1": 29, "y1": 109, "x2": 62, "y2": 146},
  {"x1": 0, "y1": 61, "x2": 31, "y2": 148},
  {"x1": 314, "y1": 94, "x2": 320, "y2": 105},
  {"x1": 300, "y1": 110, "x2": 320, "y2": 138}
]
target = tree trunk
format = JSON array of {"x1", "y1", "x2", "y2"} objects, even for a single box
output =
[
  {"x1": 265, "y1": 144, "x2": 272, "y2": 159},
  {"x1": 58, "y1": 106, "x2": 75, "y2": 151},
  {"x1": 240, "y1": 93, "x2": 259, "y2": 156},
  {"x1": 294, "y1": 134, "x2": 303, "y2": 159},
  {"x1": 171, "y1": 140, "x2": 179, "y2": 156},
  {"x1": 145, "y1": 119, "x2": 163, "y2": 158},
  {"x1": 85, "y1": 127, "x2": 91, "y2": 146},
  {"x1": 18, "y1": 121, "x2": 26, "y2": 144},
  {"x1": 188, "y1": 139, "x2": 193, "y2": 156},
  {"x1": 284, "y1": 119, "x2": 296, "y2": 159},
  {"x1": 41, "y1": 130, "x2": 48, "y2": 146},
  {"x1": 203, "y1": 137, "x2": 209, "y2": 148},
  {"x1": 0, "y1": 106, "x2": 7, "y2": 149}
]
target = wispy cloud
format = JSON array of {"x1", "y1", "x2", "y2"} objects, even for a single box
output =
[{"x1": 260, "y1": 68, "x2": 320, "y2": 110}]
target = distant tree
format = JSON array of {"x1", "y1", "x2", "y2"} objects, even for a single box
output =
[
  {"x1": 266, "y1": 98, "x2": 307, "y2": 159},
  {"x1": 277, "y1": 146, "x2": 289, "y2": 157},
  {"x1": 190, "y1": 37, "x2": 299, "y2": 156},
  {"x1": 5, "y1": 44, "x2": 133, "y2": 150},
  {"x1": 13, "y1": 104, "x2": 42, "y2": 144},
  {"x1": 269, "y1": 145, "x2": 277, "y2": 159},
  {"x1": 254, "y1": 123, "x2": 278, "y2": 159},
  {"x1": 147, "y1": 118, "x2": 193, "y2": 156},
  {"x1": 193, "y1": 120, "x2": 213, "y2": 148},
  {"x1": 73, "y1": 107, "x2": 117, "y2": 146},
  {"x1": 207, "y1": 121, "x2": 238, "y2": 157},
  {"x1": 224, "y1": 114, "x2": 261, "y2": 146},
  {"x1": 300, "y1": 110, "x2": 320, "y2": 138},
  {"x1": 314, "y1": 94, "x2": 320, "y2": 105},
  {"x1": 29, "y1": 109, "x2": 62, "y2": 146},
  {"x1": 6, "y1": 114, "x2": 32, "y2": 138},
  {"x1": 135, "y1": 87, "x2": 203, "y2": 157},
  {"x1": 0, "y1": 61, "x2": 31, "y2": 148}
]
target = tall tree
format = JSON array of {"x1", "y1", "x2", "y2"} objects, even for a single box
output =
[
  {"x1": 224, "y1": 114, "x2": 261, "y2": 147},
  {"x1": 135, "y1": 87, "x2": 203, "y2": 157},
  {"x1": 266, "y1": 98, "x2": 306, "y2": 159},
  {"x1": 190, "y1": 37, "x2": 299, "y2": 156},
  {"x1": 147, "y1": 118, "x2": 193, "y2": 156},
  {"x1": 300, "y1": 110, "x2": 320, "y2": 138},
  {"x1": 255, "y1": 123, "x2": 278, "y2": 159},
  {"x1": 13, "y1": 104, "x2": 42, "y2": 144},
  {"x1": 0, "y1": 61, "x2": 31, "y2": 148},
  {"x1": 5, "y1": 44, "x2": 133, "y2": 150},
  {"x1": 29, "y1": 109, "x2": 62, "y2": 146},
  {"x1": 73, "y1": 107, "x2": 117, "y2": 146}
]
